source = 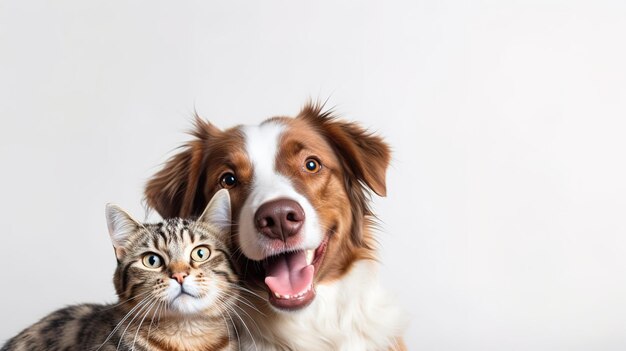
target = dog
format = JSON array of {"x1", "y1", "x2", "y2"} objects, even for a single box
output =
[{"x1": 145, "y1": 103, "x2": 407, "y2": 350}]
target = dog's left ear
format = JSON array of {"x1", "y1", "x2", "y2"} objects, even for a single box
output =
[
  {"x1": 145, "y1": 116, "x2": 221, "y2": 218},
  {"x1": 298, "y1": 104, "x2": 391, "y2": 197}
]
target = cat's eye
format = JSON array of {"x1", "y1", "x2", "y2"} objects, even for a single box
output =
[
  {"x1": 219, "y1": 172, "x2": 237, "y2": 189},
  {"x1": 191, "y1": 246, "x2": 211, "y2": 262},
  {"x1": 304, "y1": 158, "x2": 322, "y2": 173},
  {"x1": 142, "y1": 253, "x2": 163, "y2": 269}
]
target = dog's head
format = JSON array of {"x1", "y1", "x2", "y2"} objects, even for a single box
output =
[{"x1": 145, "y1": 103, "x2": 390, "y2": 310}]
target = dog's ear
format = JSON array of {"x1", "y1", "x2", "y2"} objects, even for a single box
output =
[
  {"x1": 145, "y1": 116, "x2": 220, "y2": 218},
  {"x1": 298, "y1": 103, "x2": 391, "y2": 197}
]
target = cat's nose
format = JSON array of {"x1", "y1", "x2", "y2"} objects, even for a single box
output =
[{"x1": 171, "y1": 272, "x2": 188, "y2": 284}]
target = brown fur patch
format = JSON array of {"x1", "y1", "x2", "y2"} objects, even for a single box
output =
[
  {"x1": 274, "y1": 106, "x2": 391, "y2": 283},
  {"x1": 168, "y1": 261, "x2": 191, "y2": 275},
  {"x1": 145, "y1": 330, "x2": 230, "y2": 351}
]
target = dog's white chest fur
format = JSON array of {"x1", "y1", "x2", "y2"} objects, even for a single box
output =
[{"x1": 239, "y1": 260, "x2": 407, "y2": 351}]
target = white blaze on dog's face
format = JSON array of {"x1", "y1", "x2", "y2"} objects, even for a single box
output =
[
  {"x1": 238, "y1": 122, "x2": 323, "y2": 260},
  {"x1": 145, "y1": 104, "x2": 391, "y2": 311},
  {"x1": 235, "y1": 121, "x2": 331, "y2": 310}
]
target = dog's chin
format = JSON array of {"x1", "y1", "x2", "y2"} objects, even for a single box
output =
[{"x1": 258, "y1": 234, "x2": 330, "y2": 312}]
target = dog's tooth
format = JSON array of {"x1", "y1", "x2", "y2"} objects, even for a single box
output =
[
  {"x1": 274, "y1": 292, "x2": 281, "y2": 299},
  {"x1": 305, "y1": 249, "x2": 315, "y2": 265}
]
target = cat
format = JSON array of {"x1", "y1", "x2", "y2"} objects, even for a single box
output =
[{"x1": 1, "y1": 189, "x2": 240, "y2": 351}]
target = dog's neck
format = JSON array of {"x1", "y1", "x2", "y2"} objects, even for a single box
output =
[{"x1": 237, "y1": 259, "x2": 407, "y2": 351}]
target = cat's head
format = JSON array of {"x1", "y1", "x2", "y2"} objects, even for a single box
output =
[{"x1": 105, "y1": 189, "x2": 237, "y2": 317}]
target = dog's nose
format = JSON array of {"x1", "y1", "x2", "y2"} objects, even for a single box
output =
[{"x1": 255, "y1": 199, "x2": 305, "y2": 241}]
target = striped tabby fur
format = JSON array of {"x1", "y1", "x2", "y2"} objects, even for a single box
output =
[{"x1": 2, "y1": 190, "x2": 239, "y2": 351}]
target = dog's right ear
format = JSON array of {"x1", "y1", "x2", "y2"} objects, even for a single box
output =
[{"x1": 145, "y1": 116, "x2": 220, "y2": 218}]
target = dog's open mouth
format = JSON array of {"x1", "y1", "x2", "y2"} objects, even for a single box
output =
[{"x1": 262, "y1": 235, "x2": 329, "y2": 310}]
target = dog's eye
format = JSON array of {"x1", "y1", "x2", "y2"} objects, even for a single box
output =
[
  {"x1": 304, "y1": 158, "x2": 322, "y2": 173},
  {"x1": 219, "y1": 172, "x2": 237, "y2": 189}
]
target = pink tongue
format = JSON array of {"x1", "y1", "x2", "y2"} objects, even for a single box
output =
[{"x1": 264, "y1": 251, "x2": 314, "y2": 296}]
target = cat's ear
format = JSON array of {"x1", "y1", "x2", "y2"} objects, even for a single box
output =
[
  {"x1": 105, "y1": 204, "x2": 143, "y2": 260},
  {"x1": 197, "y1": 189, "x2": 232, "y2": 237}
]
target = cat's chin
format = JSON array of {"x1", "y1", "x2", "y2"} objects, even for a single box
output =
[{"x1": 167, "y1": 293, "x2": 215, "y2": 316}]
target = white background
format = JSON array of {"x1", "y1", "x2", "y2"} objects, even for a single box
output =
[{"x1": 1, "y1": 1, "x2": 626, "y2": 350}]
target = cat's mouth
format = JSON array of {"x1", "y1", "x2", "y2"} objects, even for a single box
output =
[
  {"x1": 167, "y1": 289, "x2": 209, "y2": 316},
  {"x1": 261, "y1": 234, "x2": 329, "y2": 311},
  {"x1": 174, "y1": 289, "x2": 197, "y2": 299}
]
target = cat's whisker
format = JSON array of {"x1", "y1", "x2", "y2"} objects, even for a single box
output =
[
  {"x1": 226, "y1": 305, "x2": 258, "y2": 351},
  {"x1": 194, "y1": 281, "x2": 261, "y2": 318},
  {"x1": 156, "y1": 298, "x2": 167, "y2": 326},
  {"x1": 116, "y1": 295, "x2": 157, "y2": 351},
  {"x1": 214, "y1": 297, "x2": 243, "y2": 351},
  {"x1": 147, "y1": 299, "x2": 163, "y2": 338},
  {"x1": 131, "y1": 297, "x2": 160, "y2": 351},
  {"x1": 226, "y1": 298, "x2": 263, "y2": 336},
  {"x1": 217, "y1": 283, "x2": 265, "y2": 316},
  {"x1": 215, "y1": 307, "x2": 234, "y2": 351},
  {"x1": 229, "y1": 284, "x2": 266, "y2": 301},
  {"x1": 98, "y1": 290, "x2": 154, "y2": 312},
  {"x1": 95, "y1": 294, "x2": 155, "y2": 351},
  {"x1": 228, "y1": 303, "x2": 263, "y2": 341},
  {"x1": 216, "y1": 294, "x2": 259, "y2": 351},
  {"x1": 226, "y1": 291, "x2": 266, "y2": 317}
]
